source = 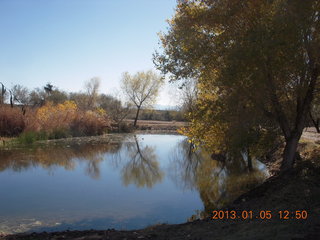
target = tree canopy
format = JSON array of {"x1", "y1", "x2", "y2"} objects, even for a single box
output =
[
  {"x1": 121, "y1": 70, "x2": 164, "y2": 126},
  {"x1": 155, "y1": 0, "x2": 320, "y2": 171}
]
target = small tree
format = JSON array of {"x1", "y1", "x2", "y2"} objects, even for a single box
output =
[
  {"x1": 44, "y1": 83, "x2": 53, "y2": 95},
  {"x1": 98, "y1": 93, "x2": 132, "y2": 131},
  {"x1": 12, "y1": 84, "x2": 30, "y2": 105},
  {"x1": 84, "y1": 77, "x2": 101, "y2": 110},
  {"x1": 29, "y1": 88, "x2": 46, "y2": 107},
  {"x1": 121, "y1": 70, "x2": 164, "y2": 127},
  {"x1": 47, "y1": 89, "x2": 69, "y2": 105}
]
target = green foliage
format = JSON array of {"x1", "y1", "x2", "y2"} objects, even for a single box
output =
[
  {"x1": 17, "y1": 131, "x2": 48, "y2": 144},
  {"x1": 17, "y1": 132, "x2": 37, "y2": 144},
  {"x1": 18, "y1": 128, "x2": 70, "y2": 144}
]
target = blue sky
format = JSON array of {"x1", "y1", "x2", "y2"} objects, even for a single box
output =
[{"x1": 0, "y1": 0, "x2": 178, "y2": 106}]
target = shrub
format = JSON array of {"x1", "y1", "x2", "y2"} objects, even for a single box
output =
[
  {"x1": 48, "y1": 128, "x2": 70, "y2": 139},
  {"x1": 70, "y1": 111, "x2": 110, "y2": 136},
  {"x1": 20, "y1": 101, "x2": 111, "y2": 141},
  {"x1": 35, "y1": 101, "x2": 77, "y2": 131},
  {"x1": 0, "y1": 106, "x2": 25, "y2": 137},
  {"x1": 118, "y1": 122, "x2": 133, "y2": 133},
  {"x1": 17, "y1": 130, "x2": 48, "y2": 144},
  {"x1": 17, "y1": 131, "x2": 37, "y2": 144}
]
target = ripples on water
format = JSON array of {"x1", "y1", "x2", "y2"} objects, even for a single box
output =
[{"x1": 0, "y1": 134, "x2": 268, "y2": 234}]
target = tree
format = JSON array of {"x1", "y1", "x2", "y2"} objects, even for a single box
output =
[
  {"x1": 84, "y1": 77, "x2": 100, "y2": 110},
  {"x1": 29, "y1": 88, "x2": 46, "y2": 107},
  {"x1": 178, "y1": 79, "x2": 198, "y2": 115},
  {"x1": 121, "y1": 70, "x2": 164, "y2": 127},
  {"x1": 98, "y1": 94, "x2": 132, "y2": 131},
  {"x1": 309, "y1": 89, "x2": 320, "y2": 133},
  {"x1": 154, "y1": 0, "x2": 320, "y2": 171},
  {"x1": 46, "y1": 89, "x2": 69, "y2": 105},
  {"x1": 0, "y1": 82, "x2": 9, "y2": 105},
  {"x1": 70, "y1": 78, "x2": 101, "y2": 110},
  {"x1": 69, "y1": 92, "x2": 88, "y2": 110},
  {"x1": 11, "y1": 84, "x2": 30, "y2": 105},
  {"x1": 44, "y1": 83, "x2": 53, "y2": 95}
]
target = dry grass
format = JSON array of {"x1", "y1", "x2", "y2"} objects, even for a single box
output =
[
  {"x1": 0, "y1": 101, "x2": 111, "y2": 140},
  {"x1": 0, "y1": 106, "x2": 25, "y2": 137}
]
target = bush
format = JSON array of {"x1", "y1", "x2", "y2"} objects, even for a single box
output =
[
  {"x1": 70, "y1": 111, "x2": 109, "y2": 136},
  {"x1": 23, "y1": 101, "x2": 111, "y2": 139},
  {"x1": 0, "y1": 106, "x2": 25, "y2": 137},
  {"x1": 17, "y1": 131, "x2": 48, "y2": 144},
  {"x1": 35, "y1": 101, "x2": 77, "y2": 131},
  {"x1": 118, "y1": 122, "x2": 133, "y2": 133},
  {"x1": 48, "y1": 128, "x2": 70, "y2": 139},
  {"x1": 17, "y1": 131, "x2": 37, "y2": 144}
]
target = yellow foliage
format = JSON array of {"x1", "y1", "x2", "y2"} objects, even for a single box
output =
[
  {"x1": 95, "y1": 107, "x2": 106, "y2": 116},
  {"x1": 23, "y1": 100, "x2": 110, "y2": 137},
  {"x1": 36, "y1": 101, "x2": 77, "y2": 131}
]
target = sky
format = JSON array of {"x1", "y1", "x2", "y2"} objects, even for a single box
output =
[{"x1": 0, "y1": 0, "x2": 179, "y2": 107}]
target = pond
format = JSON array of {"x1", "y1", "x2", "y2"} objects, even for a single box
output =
[{"x1": 0, "y1": 134, "x2": 268, "y2": 234}]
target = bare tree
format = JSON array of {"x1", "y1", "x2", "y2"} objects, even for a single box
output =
[
  {"x1": 121, "y1": 70, "x2": 164, "y2": 126},
  {"x1": 84, "y1": 77, "x2": 101, "y2": 110},
  {"x1": 11, "y1": 84, "x2": 30, "y2": 105},
  {"x1": 29, "y1": 88, "x2": 46, "y2": 107},
  {"x1": 0, "y1": 82, "x2": 8, "y2": 105}
]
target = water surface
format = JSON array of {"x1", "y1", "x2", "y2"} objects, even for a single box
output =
[{"x1": 0, "y1": 134, "x2": 268, "y2": 234}]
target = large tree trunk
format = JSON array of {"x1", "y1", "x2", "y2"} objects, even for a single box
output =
[
  {"x1": 133, "y1": 106, "x2": 141, "y2": 127},
  {"x1": 263, "y1": 51, "x2": 319, "y2": 172},
  {"x1": 281, "y1": 65, "x2": 318, "y2": 171},
  {"x1": 280, "y1": 134, "x2": 301, "y2": 171}
]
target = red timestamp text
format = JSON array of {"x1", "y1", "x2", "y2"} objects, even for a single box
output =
[{"x1": 212, "y1": 210, "x2": 308, "y2": 220}]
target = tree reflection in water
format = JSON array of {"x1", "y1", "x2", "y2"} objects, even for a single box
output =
[
  {"x1": 0, "y1": 143, "x2": 122, "y2": 179},
  {"x1": 0, "y1": 135, "x2": 268, "y2": 216},
  {"x1": 0, "y1": 135, "x2": 164, "y2": 188},
  {"x1": 169, "y1": 138, "x2": 268, "y2": 219},
  {"x1": 119, "y1": 135, "x2": 163, "y2": 188}
]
